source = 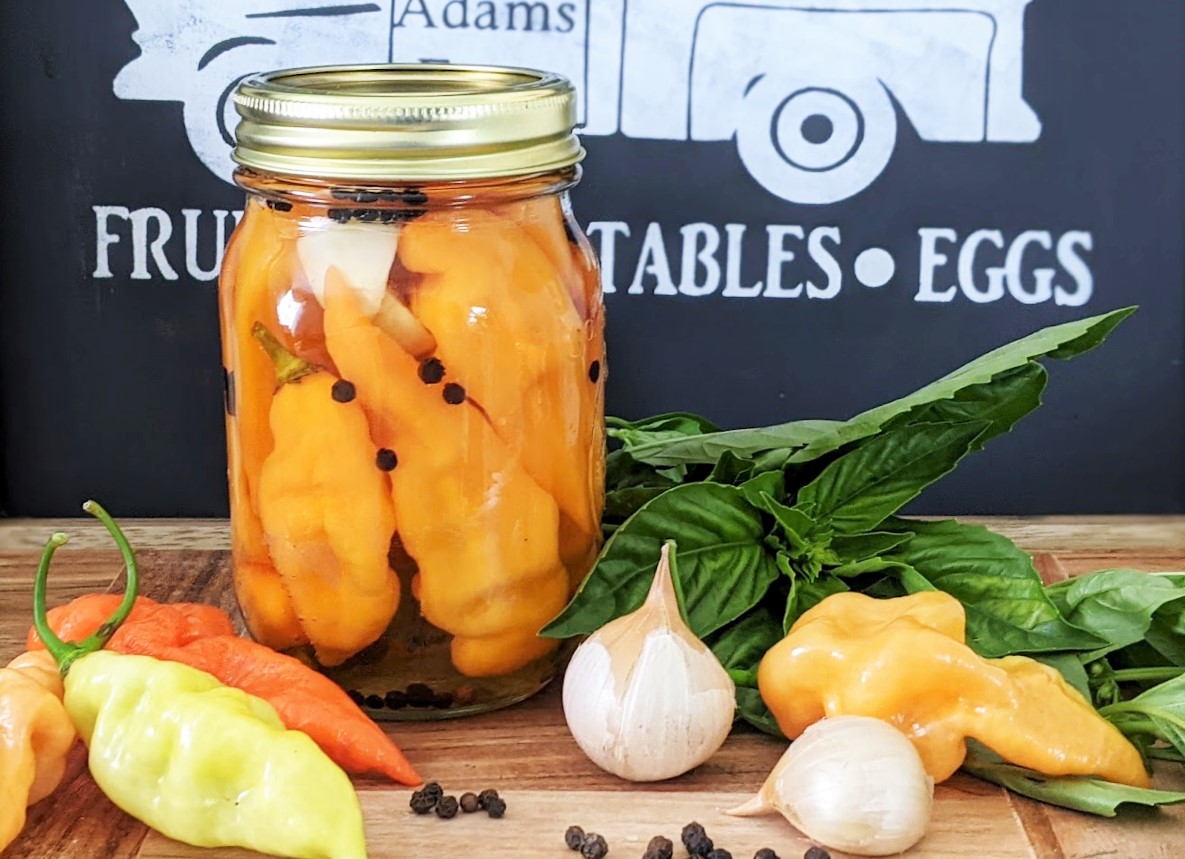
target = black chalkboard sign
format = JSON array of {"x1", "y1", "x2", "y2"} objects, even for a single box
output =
[{"x1": 1, "y1": 0, "x2": 1182, "y2": 516}]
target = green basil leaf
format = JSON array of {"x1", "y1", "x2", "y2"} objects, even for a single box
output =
[
  {"x1": 604, "y1": 485, "x2": 672, "y2": 520},
  {"x1": 880, "y1": 518, "x2": 1105, "y2": 657},
  {"x1": 607, "y1": 411, "x2": 721, "y2": 445},
  {"x1": 883, "y1": 362, "x2": 1048, "y2": 451},
  {"x1": 1103, "y1": 674, "x2": 1185, "y2": 759},
  {"x1": 709, "y1": 606, "x2": 782, "y2": 683},
  {"x1": 962, "y1": 742, "x2": 1185, "y2": 817},
  {"x1": 1046, "y1": 570, "x2": 1185, "y2": 660},
  {"x1": 830, "y1": 531, "x2": 915, "y2": 563},
  {"x1": 1036, "y1": 653, "x2": 1093, "y2": 700},
  {"x1": 784, "y1": 576, "x2": 850, "y2": 632},
  {"x1": 604, "y1": 448, "x2": 681, "y2": 493},
  {"x1": 707, "y1": 607, "x2": 787, "y2": 737},
  {"x1": 796, "y1": 422, "x2": 989, "y2": 534},
  {"x1": 708, "y1": 450, "x2": 758, "y2": 484},
  {"x1": 1148, "y1": 601, "x2": 1185, "y2": 666},
  {"x1": 542, "y1": 483, "x2": 779, "y2": 639},
  {"x1": 621, "y1": 419, "x2": 845, "y2": 467},
  {"x1": 738, "y1": 471, "x2": 786, "y2": 506},
  {"x1": 736, "y1": 687, "x2": 786, "y2": 737},
  {"x1": 789, "y1": 307, "x2": 1135, "y2": 464}
]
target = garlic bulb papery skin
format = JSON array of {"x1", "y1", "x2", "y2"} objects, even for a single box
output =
[
  {"x1": 562, "y1": 543, "x2": 735, "y2": 782},
  {"x1": 728, "y1": 716, "x2": 934, "y2": 857}
]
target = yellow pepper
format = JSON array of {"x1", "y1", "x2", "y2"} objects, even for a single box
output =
[
  {"x1": 254, "y1": 324, "x2": 399, "y2": 667},
  {"x1": 757, "y1": 591, "x2": 1150, "y2": 787},
  {"x1": 321, "y1": 268, "x2": 567, "y2": 677},
  {"x1": 399, "y1": 210, "x2": 602, "y2": 578},
  {"x1": 1, "y1": 650, "x2": 77, "y2": 852}
]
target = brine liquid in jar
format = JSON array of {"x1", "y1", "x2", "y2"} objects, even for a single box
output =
[{"x1": 218, "y1": 65, "x2": 605, "y2": 718}]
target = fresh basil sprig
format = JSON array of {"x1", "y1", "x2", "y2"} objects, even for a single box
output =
[{"x1": 540, "y1": 306, "x2": 1185, "y2": 816}]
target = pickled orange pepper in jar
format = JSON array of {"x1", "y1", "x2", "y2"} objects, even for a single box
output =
[{"x1": 218, "y1": 65, "x2": 605, "y2": 718}]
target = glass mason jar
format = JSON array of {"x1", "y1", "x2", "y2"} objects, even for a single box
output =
[{"x1": 217, "y1": 65, "x2": 605, "y2": 719}]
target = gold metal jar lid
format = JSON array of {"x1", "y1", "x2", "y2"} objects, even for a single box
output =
[{"x1": 231, "y1": 64, "x2": 583, "y2": 182}]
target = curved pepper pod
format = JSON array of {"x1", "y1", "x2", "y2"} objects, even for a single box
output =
[
  {"x1": 28, "y1": 594, "x2": 420, "y2": 785},
  {"x1": 65, "y1": 651, "x2": 368, "y2": 859},
  {"x1": 321, "y1": 270, "x2": 566, "y2": 677},
  {"x1": 757, "y1": 591, "x2": 1150, "y2": 788},
  {"x1": 0, "y1": 650, "x2": 77, "y2": 852},
  {"x1": 258, "y1": 359, "x2": 400, "y2": 667},
  {"x1": 399, "y1": 210, "x2": 602, "y2": 572}
]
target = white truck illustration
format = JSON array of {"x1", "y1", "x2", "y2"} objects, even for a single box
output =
[{"x1": 115, "y1": 0, "x2": 1042, "y2": 204}]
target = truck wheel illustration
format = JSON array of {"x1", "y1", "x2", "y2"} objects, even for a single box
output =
[{"x1": 736, "y1": 74, "x2": 897, "y2": 205}]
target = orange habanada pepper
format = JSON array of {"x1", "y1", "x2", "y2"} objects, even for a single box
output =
[
  {"x1": 1, "y1": 649, "x2": 77, "y2": 852},
  {"x1": 321, "y1": 268, "x2": 568, "y2": 678},
  {"x1": 253, "y1": 323, "x2": 399, "y2": 667},
  {"x1": 757, "y1": 591, "x2": 1150, "y2": 788}
]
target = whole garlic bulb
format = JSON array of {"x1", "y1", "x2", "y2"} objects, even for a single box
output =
[
  {"x1": 562, "y1": 542, "x2": 735, "y2": 781},
  {"x1": 728, "y1": 716, "x2": 934, "y2": 857}
]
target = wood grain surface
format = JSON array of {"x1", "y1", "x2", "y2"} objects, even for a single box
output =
[{"x1": 2, "y1": 518, "x2": 1185, "y2": 859}]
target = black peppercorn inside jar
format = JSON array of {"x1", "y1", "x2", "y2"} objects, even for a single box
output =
[{"x1": 219, "y1": 65, "x2": 605, "y2": 719}]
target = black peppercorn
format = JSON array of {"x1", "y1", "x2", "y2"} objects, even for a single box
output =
[
  {"x1": 400, "y1": 188, "x2": 429, "y2": 206},
  {"x1": 355, "y1": 191, "x2": 380, "y2": 203},
  {"x1": 408, "y1": 790, "x2": 437, "y2": 814},
  {"x1": 802, "y1": 849, "x2": 830, "y2": 859},
  {"x1": 347, "y1": 689, "x2": 364, "y2": 707},
  {"x1": 564, "y1": 825, "x2": 585, "y2": 850},
  {"x1": 356, "y1": 209, "x2": 379, "y2": 222},
  {"x1": 459, "y1": 792, "x2": 480, "y2": 813},
  {"x1": 681, "y1": 823, "x2": 713, "y2": 857},
  {"x1": 753, "y1": 850, "x2": 780, "y2": 859},
  {"x1": 477, "y1": 788, "x2": 500, "y2": 809},
  {"x1": 384, "y1": 690, "x2": 407, "y2": 709},
  {"x1": 420, "y1": 782, "x2": 444, "y2": 802},
  {"x1": 396, "y1": 207, "x2": 428, "y2": 221},
  {"x1": 375, "y1": 448, "x2": 398, "y2": 471},
  {"x1": 430, "y1": 691, "x2": 455, "y2": 708},
  {"x1": 580, "y1": 833, "x2": 608, "y2": 859},
  {"x1": 484, "y1": 796, "x2": 507, "y2": 818},
  {"x1": 329, "y1": 208, "x2": 352, "y2": 223},
  {"x1": 406, "y1": 683, "x2": 435, "y2": 706},
  {"x1": 435, "y1": 795, "x2": 459, "y2": 819},
  {"x1": 364, "y1": 693, "x2": 384, "y2": 709},
  {"x1": 331, "y1": 188, "x2": 355, "y2": 200},
  {"x1": 418, "y1": 357, "x2": 446, "y2": 384},
  {"x1": 442, "y1": 382, "x2": 466, "y2": 405},
  {"x1": 704, "y1": 851, "x2": 732, "y2": 859},
  {"x1": 331, "y1": 379, "x2": 356, "y2": 403},
  {"x1": 266, "y1": 198, "x2": 293, "y2": 212},
  {"x1": 588, "y1": 360, "x2": 601, "y2": 383},
  {"x1": 643, "y1": 835, "x2": 673, "y2": 859}
]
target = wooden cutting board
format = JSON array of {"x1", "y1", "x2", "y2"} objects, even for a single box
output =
[{"x1": 2, "y1": 518, "x2": 1185, "y2": 859}]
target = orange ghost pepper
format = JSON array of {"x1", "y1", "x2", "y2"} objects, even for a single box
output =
[
  {"x1": 253, "y1": 323, "x2": 400, "y2": 666},
  {"x1": 28, "y1": 594, "x2": 420, "y2": 785},
  {"x1": 399, "y1": 210, "x2": 602, "y2": 578},
  {"x1": 757, "y1": 591, "x2": 1150, "y2": 787},
  {"x1": 1, "y1": 650, "x2": 77, "y2": 852},
  {"x1": 321, "y1": 268, "x2": 567, "y2": 677}
]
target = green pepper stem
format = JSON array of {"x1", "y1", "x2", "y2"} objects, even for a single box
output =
[
  {"x1": 252, "y1": 322, "x2": 317, "y2": 386},
  {"x1": 33, "y1": 500, "x2": 141, "y2": 677},
  {"x1": 1109, "y1": 667, "x2": 1185, "y2": 683}
]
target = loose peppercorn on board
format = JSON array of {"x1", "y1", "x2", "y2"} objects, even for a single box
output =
[{"x1": 2, "y1": 519, "x2": 1184, "y2": 859}]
